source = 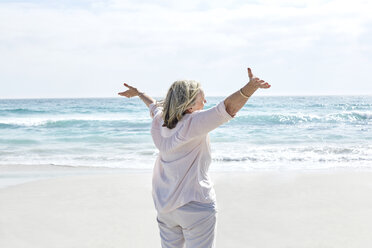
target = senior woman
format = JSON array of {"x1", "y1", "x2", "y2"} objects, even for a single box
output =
[{"x1": 118, "y1": 68, "x2": 270, "y2": 248}]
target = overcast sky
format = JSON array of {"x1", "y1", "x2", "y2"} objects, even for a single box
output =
[{"x1": 0, "y1": 0, "x2": 371, "y2": 98}]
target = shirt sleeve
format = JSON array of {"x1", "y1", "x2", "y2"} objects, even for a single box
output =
[
  {"x1": 149, "y1": 102, "x2": 163, "y2": 119},
  {"x1": 180, "y1": 100, "x2": 234, "y2": 139}
]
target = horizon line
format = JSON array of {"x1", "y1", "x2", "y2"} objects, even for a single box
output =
[{"x1": 1, "y1": 94, "x2": 371, "y2": 100}]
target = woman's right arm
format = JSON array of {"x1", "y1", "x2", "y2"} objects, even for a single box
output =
[{"x1": 224, "y1": 68, "x2": 271, "y2": 117}]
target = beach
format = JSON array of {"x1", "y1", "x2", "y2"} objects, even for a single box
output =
[{"x1": 1, "y1": 165, "x2": 372, "y2": 248}]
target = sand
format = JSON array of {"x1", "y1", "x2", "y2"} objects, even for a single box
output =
[{"x1": 1, "y1": 165, "x2": 372, "y2": 247}]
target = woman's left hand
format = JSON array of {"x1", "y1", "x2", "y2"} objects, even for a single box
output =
[{"x1": 118, "y1": 83, "x2": 141, "y2": 98}]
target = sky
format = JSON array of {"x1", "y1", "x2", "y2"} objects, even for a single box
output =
[{"x1": 0, "y1": 0, "x2": 371, "y2": 98}]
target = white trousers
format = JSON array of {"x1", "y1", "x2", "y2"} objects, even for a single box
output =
[{"x1": 156, "y1": 201, "x2": 217, "y2": 248}]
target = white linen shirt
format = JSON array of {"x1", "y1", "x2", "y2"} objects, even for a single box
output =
[{"x1": 150, "y1": 100, "x2": 233, "y2": 213}]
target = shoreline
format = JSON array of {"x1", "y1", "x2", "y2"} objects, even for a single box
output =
[{"x1": 2, "y1": 163, "x2": 372, "y2": 189}]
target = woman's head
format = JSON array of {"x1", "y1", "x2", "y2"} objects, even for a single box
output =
[{"x1": 162, "y1": 80, "x2": 206, "y2": 129}]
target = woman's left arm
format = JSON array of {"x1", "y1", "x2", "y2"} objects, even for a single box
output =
[{"x1": 118, "y1": 83, "x2": 156, "y2": 108}]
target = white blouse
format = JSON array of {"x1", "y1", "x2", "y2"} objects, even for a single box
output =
[{"x1": 150, "y1": 100, "x2": 233, "y2": 213}]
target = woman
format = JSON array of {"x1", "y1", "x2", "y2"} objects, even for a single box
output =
[{"x1": 118, "y1": 67, "x2": 270, "y2": 248}]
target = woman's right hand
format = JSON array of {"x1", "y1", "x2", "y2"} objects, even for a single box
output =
[
  {"x1": 118, "y1": 83, "x2": 141, "y2": 98},
  {"x1": 247, "y1": 68, "x2": 271, "y2": 89}
]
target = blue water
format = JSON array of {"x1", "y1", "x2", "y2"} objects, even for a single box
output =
[{"x1": 0, "y1": 96, "x2": 371, "y2": 170}]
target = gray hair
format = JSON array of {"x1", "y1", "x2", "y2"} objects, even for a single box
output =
[{"x1": 159, "y1": 80, "x2": 201, "y2": 129}]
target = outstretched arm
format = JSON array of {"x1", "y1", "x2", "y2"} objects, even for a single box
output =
[
  {"x1": 224, "y1": 68, "x2": 271, "y2": 117},
  {"x1": 118, "y1": 83, "x2": 156, "y2": 108}
]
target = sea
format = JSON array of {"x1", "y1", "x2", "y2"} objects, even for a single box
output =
[{"x1": 0, "y1": 96, "x2": 371, "y2": 171}]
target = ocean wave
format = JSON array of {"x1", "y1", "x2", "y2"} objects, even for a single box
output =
[
  {"x1": 329, "y1": 112, "x2": 372, "y2": 121},
  {"x1": 0, "y1": 138, "x2": 40, "y2": 145},
  {"x1": 211, "y1": 144, "x2": 372, "y2": 164},
  {"x1": 0, "y1": 116, "x2": 151, "y2": 128},
  {"x1": 236, "y1": 111, "x2": 372, "y2": 125},
  {"x1": 0, "y1": 108, "x2": 49, "y2": 115},
  {"x1": 236, "y1": 113, "x2": 319, "y2": 125},
  {"x1": 1, "y1": 111, "x2": 370, "y2": 129},
  {"x1": 213, "y1": 155, "x2": 371, "y2": 164},
  {"x1": 213, "y1": 156, "x2": 371, "y2": 163}
]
